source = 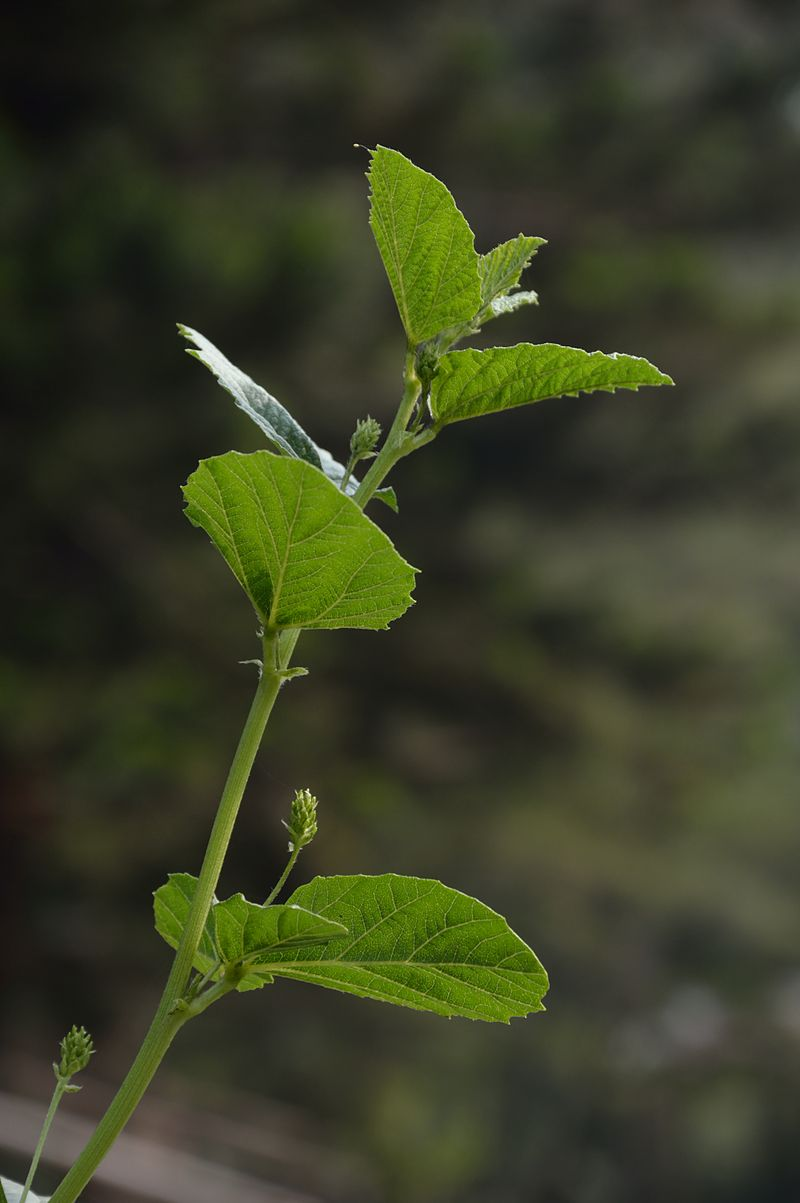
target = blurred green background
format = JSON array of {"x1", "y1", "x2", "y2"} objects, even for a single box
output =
[{"x1": 2, "y1": 1, "x2": 800, "y2": 1201}]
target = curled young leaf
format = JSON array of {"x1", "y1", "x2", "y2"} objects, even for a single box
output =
[{"x1": 479, "y1": 234, "x2": 545, "y2": 310}]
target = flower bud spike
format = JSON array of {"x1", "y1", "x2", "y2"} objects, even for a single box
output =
[
  {"x1": 349, "y1": 415, "x2": 382, "y2": 462},
  {"x1": 265, "y1": 789, "x2": 320, "y2": 906},
  {"x1": 282, "y1": 787, "x2": 319, "y2": 852},
  {"x1": 56, "y1": 1026, "x2": 95, "y2": 1084}
]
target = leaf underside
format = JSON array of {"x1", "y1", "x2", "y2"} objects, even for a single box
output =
[
  {"x1": 263, "y1": 874, "x2": 549, "y2": 1023},
  {"x1": 153, "y1": 874, "x2": 347, "y2": 993},
  {"x1": 368, "y1": 146, "x2": 482, "y2": 346},
  {"x1": 1, "y1": 1179, "x2": 47, "y2": 1203},
  {"x1": 430, "y1": 343, "x2": 674, "y2": 426},
  {"x1": 487, "y1": 290, "x2": 539, "y2": 319},
  {"x1": 182, "y1": 450, "x2": 417, "y2": 631},
  {"x1": 179, "y1": 325, "x2": 396, "y2": 510}
]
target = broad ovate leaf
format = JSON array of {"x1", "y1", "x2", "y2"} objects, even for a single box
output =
[
  {"x1": 368, "y1": 146, "x2": 482, "y2": 346},
  {"x1": 180, "y1": 326, "x2": 396, "y2": 510},
  {"x1": 1, "y1": 1179, "x2": 47, "y2": 1203},
  {"x1": 183, "y1": 451, "x2": 417, "y2": 631},
  {"x1": 261, "y1": 874, "x2": 549, "y2": 1023},
  {"x1": 430, "y1": 343, "x2": 674, "y2": 427},
  {"x1": 479, "y1": 234, "x2": 545, "y2": 309}
]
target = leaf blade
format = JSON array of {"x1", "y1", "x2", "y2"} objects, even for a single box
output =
[
  {"x1": 213, "y1": 894, "x2": 347, "y2": 963},
  {"x1": 180, "y1": 326, "x2": 395, "y2": 509},
  {"x1": 153, "y1": 875, "x2": 347, "y2": 994},
  {"x1": 179, "y1": 325, "x2": 322, "y2": 467},
  {"x1": 368, "y1": 147, "x2": 482, "y2": 345},
  {"x1": 153, "y1": 873, "x2": 217, "y2": 975},
  {"x1": 183, "y1": 451, "x2": 417, "y2": 631},
  {"x1": 479, "y1": 235, "x2": 545, "y2": 307},
  {"x1": 260, "y1": 874, "x2": 549, "y2": 1023},
  {"x1": 430, "y1": 343, "x2": 674, "y2": 426}
]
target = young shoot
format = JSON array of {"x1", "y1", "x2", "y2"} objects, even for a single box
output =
[{"x1": 7, "y1": 146, "x2": 671, "y2": 1203}]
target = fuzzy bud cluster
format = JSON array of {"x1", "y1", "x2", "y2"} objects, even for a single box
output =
[
  {"x1": 349, "y1": 416, "x2": 381, "y2": 461},
  {"x1": 282, "y1": 788, "x2": 319, "y2": 851},
  {"x1": 55, "y1": 1025, "x2": 95, "y2": 1083}
]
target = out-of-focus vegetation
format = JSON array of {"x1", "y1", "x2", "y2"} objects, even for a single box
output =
[{"x1": 2, "y1": 2, "x2": 800, "y2": 1200}]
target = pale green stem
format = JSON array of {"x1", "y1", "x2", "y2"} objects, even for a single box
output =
[
  {"x1": 20, "y1": 1078, "x2": 67, "y2": 1203},
  {"x1": 49, "y1": 632, "x2": 285, "y2": 1203},
  {"x1": 48, "y1": 350, "x2": 428, "y2": 1203},
  {"x1": 263, "y1": 842, "x2": 302, "y2": 907},
  {"x1": 353, "y1": 352, "x2": 422, "y2": 507},
  {"x1": 183, "y1": 971, "x2": 239, "y2": 1020}
]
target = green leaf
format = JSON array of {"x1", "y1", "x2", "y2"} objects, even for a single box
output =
[
  {"x1": 479, "y1": 235, "x2": 545, "y2": 308},
  {"x1": 180, "y1": 326, "x2": 396, "y2": 510},
  {"x1": 1, "y1": 1179, "x2": 48, "y2": 1203},
  {"x1": 153, "y1": 874, "x2": 347, "y2": 994},
  {"x1": 430, "y1": 343, "x2": 674, "y2": 427},
  {"x1": 153, "y1": 873, "x2": 217, "y2": 975},
  {"x1": 368, "y1": 146, "x2": 482, "y2": 346},
  {"x1": 179, "y1": 325, "x2": 320, "y2": 464},
  {"x1": 213, "y1": 893, "x2": 347, "y2": 962},
  {"x1": 260, "y1": 874, "x2": 549, "y2": 1023},
  {"x1": 183, "y1": 451, "x2": 417, "y2": 631}
]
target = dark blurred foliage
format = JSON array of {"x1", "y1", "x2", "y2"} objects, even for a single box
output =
[{"x1": 2, "y1": 1, "x2": 800, "y2": 1201}]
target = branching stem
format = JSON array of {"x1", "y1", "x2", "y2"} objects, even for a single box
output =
[{"x1": 48, "y1": 350, "x2": 425, "y2": 1203}]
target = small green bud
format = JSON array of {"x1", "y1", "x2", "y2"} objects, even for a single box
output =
[
  {"x1": 349, "y1": 416, "x2": 381, "y2": 461},
  {"x1": 55, "y1": 1025, "x2": 94, "y2": 1082},
  {"x1": 282, "y1": 788, "x2": 318, "y2": 851},
  {"x1": 415, "y1": 342, "x2": 440, "y2": 388}
]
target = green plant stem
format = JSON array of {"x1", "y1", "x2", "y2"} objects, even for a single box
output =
[
  {"x1": 183, "y1": 972, "x2": 239, "y2": 1020},
  {"x1": 49, "y1": 632, "x2": 285, "y2": 1203},
  {"x1": 20, "y1": 1079, "x2": 67, "y2": 1203},
  {"x1": 49, "y1": 354, "x2": 426, "y2": 1203},
  {"x1": 263, "y1": 843, "x2": 302, "y2": 906},
  {"x1": 353, "y1": 352, "x2": 422, "y2": 507}
]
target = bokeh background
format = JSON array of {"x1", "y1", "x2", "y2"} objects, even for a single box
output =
[{"x1": 3, "y1": 2, "x2": 800, "y2": 1201}]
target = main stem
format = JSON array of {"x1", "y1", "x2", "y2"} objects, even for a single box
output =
[
  {"x1": 49, "y1": 352, "x2": 424, "y2": 1203},
  {"x1": 49, "y1": 633, "x2": 284, "y2": 1203}
]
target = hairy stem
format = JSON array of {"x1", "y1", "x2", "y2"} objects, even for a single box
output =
[{"x1": 49, "y1": 633, "x2": 285, "y2": 1203}]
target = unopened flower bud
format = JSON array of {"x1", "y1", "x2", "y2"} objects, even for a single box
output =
[
  {"x1": 55, "y1": 1025, "x2": 94, "y2": 1082},
  {"x1": 349, "y1": 416, "x2": 381, "y2": 461},
  {"x1": 282, "y1": 788, "x2": 319, "y2": 851}
]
